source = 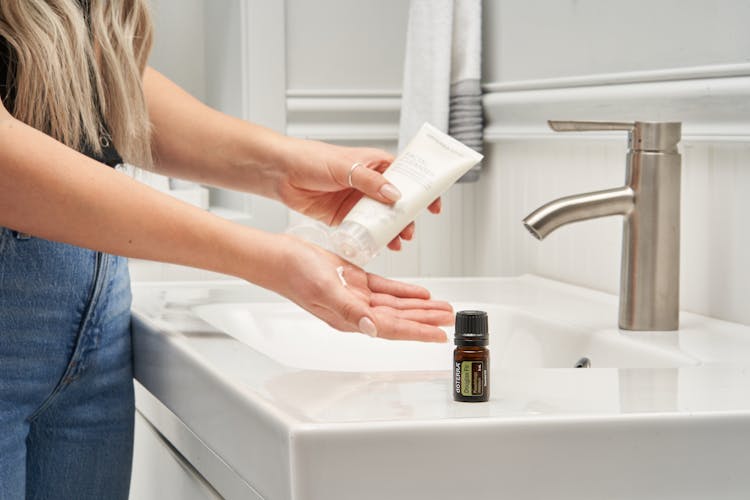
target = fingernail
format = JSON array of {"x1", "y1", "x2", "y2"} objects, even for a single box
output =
[
  {"x1": 379, "y1": 184, "x2": 401, "y2": 202},
  {"x1": 358, "y1": 317, "x2": 378, "y2": 337}
]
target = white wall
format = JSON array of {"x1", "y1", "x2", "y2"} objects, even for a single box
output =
[
  {"x1": 286, "y1": 0, "x2": 408, "y2": 93},
  {"x1": 483, "y1": 0, "x2": 750, "y2": 83},
  {"x1": 149, "y1": 0, "x2": 207, "y2": 102}
]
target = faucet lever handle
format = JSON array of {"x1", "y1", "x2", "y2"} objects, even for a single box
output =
[
  {"x1": 548, "y1": 120, "x2": 681, "y2": 152},
  {"x1": 548, "y1": 120, "x2": 635, "y2": 132}
]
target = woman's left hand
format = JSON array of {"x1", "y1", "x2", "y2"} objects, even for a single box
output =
[
  {"x1": 269, "y1": 235, "x2": 453, "y2": 342},
  {"x1": 276, "y1": 139, "x2": 441, "y2": 251}
]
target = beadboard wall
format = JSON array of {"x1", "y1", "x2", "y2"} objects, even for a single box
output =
[
  {"x1": 472, "y1": 138, "x2": 750, "y2": 326},
  {"x1": 475, "y1": 65, "x2": 750, "y2": 326}
]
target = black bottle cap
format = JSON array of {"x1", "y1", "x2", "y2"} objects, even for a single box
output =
[{"x1": 454, "y1": 310, "x2": 489, "y2": 346}]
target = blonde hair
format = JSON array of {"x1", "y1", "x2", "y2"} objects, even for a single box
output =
[{"x1": 0, "y1": 0, "x2": 154, "y2": 167}]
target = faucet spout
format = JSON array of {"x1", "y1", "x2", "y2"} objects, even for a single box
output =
[
  {"x1": 522, "y1": 186, "x2": 634, "y2": 240},
  {"x1": 521, "y1": 120, "x2": 682, "y2": 331}
]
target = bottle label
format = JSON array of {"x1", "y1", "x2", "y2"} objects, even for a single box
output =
[{"x1": 459, "y1": 361, "x2": 485, "y2": 396}]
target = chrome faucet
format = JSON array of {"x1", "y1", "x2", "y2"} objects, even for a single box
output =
[{"x1": 522, "y1": 120, "x2": 682, "y2": 331}]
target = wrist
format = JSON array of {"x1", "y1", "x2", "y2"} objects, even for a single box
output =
[
  {"x1": 249, "y1": 233, "x2": 311, "y2": 299},
  {"x1": 270, "y1": 135, "x2": 308, "y2": 186},
  {"x1": 221, "y1": 123, "x2": 297, "y2": 199},
  {"x1": 259, "y1": 234, "x2": 305, "y2": 293},
  {"x1": 218, "y1": 227, "x2": 290, "y2": 289}
]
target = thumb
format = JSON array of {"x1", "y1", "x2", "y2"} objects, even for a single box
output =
[
  {"x1": 357, "y1": 316, "x2": 378, "y2": 337},
  {"x1": 348, "y1": 161, "x2": 401, "y2": 205},
  {"x1": 333, "y1": 286, "x2": 379, "y2": 337}
]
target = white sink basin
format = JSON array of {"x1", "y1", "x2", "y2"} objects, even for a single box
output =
[
  {"x1": 192, "y1": 301, "x2": 698, "y2": 372},
  {"x1": 132, "y1": 275, "x2": 750, "y2": 500}
]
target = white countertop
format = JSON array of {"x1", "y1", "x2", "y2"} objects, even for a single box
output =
[{"x1": 131, "y1": 275, "x2": 750, "y2": 500}]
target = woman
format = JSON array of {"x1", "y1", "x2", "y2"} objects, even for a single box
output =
[{"x1": 0, "y1": 1, "x2": 453, "y2": 498}]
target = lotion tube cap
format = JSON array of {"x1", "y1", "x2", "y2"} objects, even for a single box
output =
[{"x1": 331, "y1": 221, "x2": 379, "y2": 267}]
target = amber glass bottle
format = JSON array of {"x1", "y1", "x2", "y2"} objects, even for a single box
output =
[{"x1": 453, "y1": 310, "x2": 489, "y2": 402}]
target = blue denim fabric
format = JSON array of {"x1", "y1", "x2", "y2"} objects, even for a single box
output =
[{"x1": 0, "y1": 227, "x2": 134, "y2": 500}]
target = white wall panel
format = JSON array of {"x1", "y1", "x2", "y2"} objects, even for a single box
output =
[
  {"x1": 483, "y1": 0, "x2": 750, "y2": 84},
  {"x1": 286, "y1": 0, "x2": 409, "y2": 93},
  {"x1": 149, "y1": 0, "x2": 207, "y2": 102},
  {"x1": 203, "y1": 0, "x2": 244, "y2": 119}
]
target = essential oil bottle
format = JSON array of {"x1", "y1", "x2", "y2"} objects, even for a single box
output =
[{"x1": 453, "y1": 310, "x2": 490, "y2": 402}]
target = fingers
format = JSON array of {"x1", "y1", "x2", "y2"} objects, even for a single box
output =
[
  {"x1": 370, "y1": 293, "x2": 454, "y2": 312},
  {"x1": 386, "y1": 221, "x2": 416, "y2": 251},
  {"x1": 319, "y1": 303, "x2": 448, "y2": 342},
  {"x1": 399, "y1": 222, "x2": 416, "y2": 241},
  {"x1": 367, "y1": 274, "x2": 432, "y2": 299},
  {"x1": 370, "y1": 314, "x2": 448, "y2": 343},
  {"x1": 349, "y1": 160, "x2": 401, "y2": 204},
  {"x1": 322, "y1": 299, "x2": 450, "y2": 342},
  {"x1": 373, "y1": 305, "x2": 453, "y2": 326},
  {"x1": 305, "y1": 263, "x2": 452, "y2": 342},
  {"x1": 327, "y1": 286, "x2": 379, "y2": 337},
  {"x1": 428, "y1": 197, "x2": 441, "y2": 214},
  {"x1": 327, "y1": 273, "x2": 453, "y2": 340}
]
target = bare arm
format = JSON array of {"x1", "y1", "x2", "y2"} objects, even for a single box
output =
[
  {"x1": 0, "y1": 103, "x2": 285, "y2": 290},
  {"x1": 143, "y1": 67, "x2": 440, "y2": 245},
  {"x1": 143, "y1": 66, "x2": 288, "y2": 199},
  {"x1": 0, "y1": 101, "x2": 450, "y2": 341}
]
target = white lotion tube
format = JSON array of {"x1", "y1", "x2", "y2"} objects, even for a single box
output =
[{"x1": 331, "y1": 122, "x2": 483, "y2": 266}]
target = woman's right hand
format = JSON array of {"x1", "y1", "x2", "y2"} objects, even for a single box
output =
[
  {"x1": 271, "y1": 235, "x2": 453, "y2": 342},
  {"x1": 271, "y1": 138, "x2": 442, "y2": 252}
]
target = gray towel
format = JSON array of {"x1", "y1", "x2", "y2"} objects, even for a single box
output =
[
  {"x1": 399, "y1": 0, "x2": 484, "y2": 183},
  {"x1": 449, "y1": 79, "x2": 483, "y2": 181}
]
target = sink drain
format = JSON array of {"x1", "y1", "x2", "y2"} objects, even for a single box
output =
[{"x1": 574, "y1": 357, "x2": 591, "y2": 368}]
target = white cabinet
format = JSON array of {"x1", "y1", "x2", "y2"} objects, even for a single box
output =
[{"x1": 130, "y1": 412, "x2": 221, "y2": 500}]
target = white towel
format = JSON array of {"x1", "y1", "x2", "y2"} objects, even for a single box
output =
[{"x1": 398, "y1": 0, "x2": 483, "y2": 182}]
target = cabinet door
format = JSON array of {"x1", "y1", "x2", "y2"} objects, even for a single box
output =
[{"x1": 130, "y1": 412, "x2": 222, "y2": 500}]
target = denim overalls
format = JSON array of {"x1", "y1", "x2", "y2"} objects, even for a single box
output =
[{"x1": 0, "y1": 201, "x2": 134, "y2": 500}]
